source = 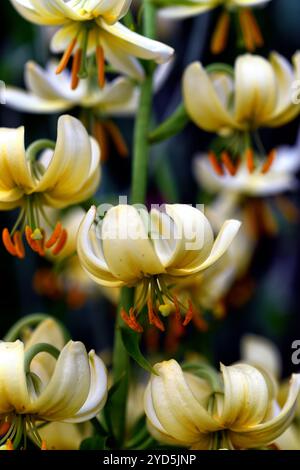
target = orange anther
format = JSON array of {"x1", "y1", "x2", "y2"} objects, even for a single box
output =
[
  {"x1": 243, "y1": 9, "x2": 264, "y2": 47},
  {"x1": 6, "y1": 439, "x2": 14, "y2": 451},
  {"x1": 261, "y1": 149, "x2": 276, "y2": 174},
  {"x1": 192, "y1": 309, "x2": 208, "y2": 332},
  {"x1": 71, "y1": 48, "x2": 82, "y2": 90},
  {"x1": 182, "y1": 300, "x2": 194, "y2": 326},
  {"x1": 52, "y1": 229, "x2": 68, "y2": 256},
  {"x1": 96, "y1": 45, "x2": 105, "y2": 89},
  {"x1": 45, "y1": 222, "x2": 62, "y2": 249},
  {"x1": 104, "y1": 121, "x2": 129, "y2": 158},
  {"x1": 0, "y1": 422, "x2": 11, "y2": 437},
  {"x1": 93, "y1": 121, "x2": 109, "y2": 162},
  {"x1": 239, "y1": 9, "x2": 255, "y2": 52},
  {"x1": 172, "y1": 295, "x2": 182, "y2": 323},
  {"x1": 245, "y1": 148, "x2": 255, "y2": 173},
  {"x1": 2, "y1": 228, "x2": 17, "y2": 257},
  {"x1": 41, "y1": 440, "x2": 47, "y2": 451},
  {"x1": 210, "y1": 11, "x2": 230, "y2": 55},
  {"x1": 121, "y1": 308, "x2": 144, "y2": 333},
  {"x1": 147, "y1": 299, "x2": 165, "y2": 332},
  {"x1": 13, "y1": 231, "x2": 25, "y2": 259},
  {"x1": 208, "y1": 151, "x2": 224, "y2": 176},
  {"x1": 56, "y1": 38, "x2": 77, "y2": 74},
  {"x1": 25, "y1": 226, "x2": 41, "y2": 254},
  {"x1": 221, "y1": 151, "x2": 237, "y2": 176}
]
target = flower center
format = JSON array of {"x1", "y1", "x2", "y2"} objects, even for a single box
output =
[
  {"x1": 1, "y1": 141, "x2": 68, "y2": 259},
  {"x1": 55, "y1": 21, "x2": 106, "y2": 90},
  {"x1": 0, "y1": 414, "x2": 46, "y2": 450},
  {"x1": 120, "y1": 276, "x2": 207, "y2": 333}
]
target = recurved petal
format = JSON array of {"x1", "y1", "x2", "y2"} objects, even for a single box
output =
[
  {"x1": 234, "y1": 54, "x2": 277, "y2": 127},
  {"x1": 0, "y1": 127, "x2": 33, "y2": 191},
  {"x1": 219, "y1": 363, "x2": 269, "y2": 429},
  {"x1": 158, "y1": 1, "x2": 216, "y2": 20},
  {"x1": 99, "y1": 20, "x2": 174, "y2": 64},
  {"x1": 229, "y1": 374, "x2": 300, "y2": 449},
  {"x1": 183, "y1": 62, "x2": 237, "y2": 132},
  {"x1": 35, "y1": 115, "x2": 93, "y2": 200},
  {"x1": 28, "y1": 0, "x2": 86, "y2": 22},
  {"x1": 10, "y1": 0, "x2": 65, "y2": 25},
  {"x1": 232, "y1": 0, "x2": 272, "y2": 6},
  {"x1": 77, "y1": 206, "x2": 125, "y2": 287},
  {"x1": 102, "y1": 205, "x2": 165, "y2": 283},
  {"x1": 31, "y1": 341, "x2": 91, "y2": 421},
  {"x1": 84, "y1": 0, "x2": 132, "y2": 23},
  {"x1": 158, "y1": 204, "x2": 214, "y2": 272},
  {"x1": 0, "y1": 341, "x2": 30, "y2": 414},
  {"x1": 4, "y1": 88, "x2": 72, "y2": 114},
  {"x1": 240, "y1": 335, "x2": 282, "y2": 380},
  {"x1": 65, "y1": 351, "x2": 108, "y2": 422}
]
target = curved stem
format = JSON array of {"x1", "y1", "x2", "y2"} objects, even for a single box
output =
[
  {"x1": 4, "y1": 314, "x2": 49, "y2": 342},
  {"x1": 24, "y1": 343, "x2": 60, "y2": 374},
  {"x1": 26, "y1": 140, "x2": 55, "y2": 162}
]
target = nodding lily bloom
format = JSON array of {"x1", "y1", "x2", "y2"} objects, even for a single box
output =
[
  {"x1": 0, "y1": 115, "x2": 101, "y2": 259},
  {"x1": 183, "y1": 52, "x2": 300, "y2": 172},
  {"x1": 144, "y1": 359, "x2": 300, "y2": 450},
  {"x1": 157, "y1": 0, "x2": 271, "y2": 54},
  {"x1": 0, "y1": 321, "x2": 108, "y2": 450},
  {"x1": 77, "y1": 204, "x2": 241, "y2": 332},
  {"x1": 4, "y1": 60, "x2": 172, "y2": 162},
  {"x1": 10, "y1": 0, "x2": 174, "y2": 88}
]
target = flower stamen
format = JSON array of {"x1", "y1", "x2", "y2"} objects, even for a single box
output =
[
  {"x1": 221, "y1": 151, "x2": 237, "y2": 176},
  {"x1": 71, "y1": 48, "x2": 82, "y2": 90},
  {"x1": 56, "y1": 37, "x2": 77, "y2": 75},
  {"x1": 245, "y1": 148, "x2": 255, "y2": 173},
  {"x1": 261, "y1": 149, "x2": 276, "y2": 174},
  {"x1": 147, "y1": 298, "x2": 165, "y2": 332},
  {"x1": 2, "y1": 229, "x2": 18, "y2": 257},
  {"x1": 210, "y1": 11, "x2": 230, "y2": 55},
  {"x1": 52, "y1": 229, "x2": 68, "y2": 256},
  {"x1": 96, "y1": 45, "x2": 105, "y2": 89},
  {"x1": 121, "y1": 308, "x2": 144, "y2": 333},
  {"x1": 45, "y1": 222, "x2": 63, "y2": 249},
  {"x1": 208, "y1": 151, "x2": 224, "y2": 176}
]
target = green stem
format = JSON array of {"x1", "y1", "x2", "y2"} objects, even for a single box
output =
[
  {"x1": 131, "y1": 0, "x2": 156, "y2": 204},
  {"x1": 111, "y1": 0, "x2": 156, "y2": 448},
  {"x1": 24, "y1": 343, "x2": 60, "y2": 373}
]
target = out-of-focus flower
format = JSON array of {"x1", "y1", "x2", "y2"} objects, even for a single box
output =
[
  {"x1": 241, "y1": 334, "x2": 300, "y2": 450},
  {"x1": 0, "y1": 318, "x2": 107, "y2": 450},
  {"x1": 194, "y1": 133, "x2": 300, "y2": 238},
  {"x1": 0, "y1": 115, "x2": 100, "y2": 259},
  {"x1": 4, "y1": 59, "x2": 172, "y2": 162},
  {"x1": 10, "y1": 0, "x2": 174, "y2": 88},
  {"x1": 33, "y1": 208, "x2": 120, "y2": 309},
  {"x1": 158, "y1": 0, "x2": 271, "y2": 54},
  {"x1": 77, "y1": 204, "x2": 241, "y2": 332},
  {"x1": 184, "y1": 53, "x2": 300, "y2": 174},
  {"x1": 144, "y1": 359, "x2": 300, "y2": 449}
]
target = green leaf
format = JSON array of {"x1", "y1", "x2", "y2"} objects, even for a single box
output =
[
  {"x1": 121, "y1": 327, "x2": 156, "y2": 374},
  {"x1": 80, "y1": 436, "x2": 108, "y2": 450},
  {"x1": 103, "y1": 374, "x2": 128, "y2": 445},
  {"x1": 149, "y1": 104, "x2": 189, "y2": 144}
]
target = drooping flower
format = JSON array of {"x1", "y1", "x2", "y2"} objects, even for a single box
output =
[
  {"x1": 10, "y1": 0, "x2": 174, "y2": 88},
  {"x1": 144, "y1": 359, "x2": 300, "y2": 450},
  {"x1": 0, "y1": 115, "x2": 101, "y2": 259},
  {"x1": 0, "y1": 319, "x2": 107, "y2": 450},
  {"x1": 157, "y1": 0, "x2": 272, "y2": 54},
  {"x1": 183, "y1": 52, "x2": 300, "y2": 173},
  {"x1": 4, "y1": 59, "x2": 172, "y2": 161},
  {"x1": 77, "y1": 204, "x2": 241, "y2": 331}
]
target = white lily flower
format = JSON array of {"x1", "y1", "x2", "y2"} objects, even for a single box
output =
[
  {"x1": 0, "y1": 115, "x2": 101, "y2": 259},
  {"x1": 193, "y1": 141, "x2": 300, "y2": 198},
  {"x1": 5, "y1": 59, "x2": 172, "y2": 116},
  {"x1": 77, "y1": 204, "x2": 241, "y2": 331},
  {"x1": 0, "y1": 334, "x2": 107, "y2": 449},
  {"x1": 10, "y1": 0, "x2": 174, "y2": 86},
  {"x1": 158, "y1": 0, "x2": 271, "y2": 54},
  {"x1": 144, "y1": 359, "x2": 300, "y2": 449}
]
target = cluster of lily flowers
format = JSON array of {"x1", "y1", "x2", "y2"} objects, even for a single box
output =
[{"x1": 0, "y1": 0, "x2": 300, "y2": 451}]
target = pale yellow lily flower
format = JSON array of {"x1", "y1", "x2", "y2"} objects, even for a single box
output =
[
  {"x1": 77, "y1": 204, "x2": 241, "y2": 331},
  {"x1": 184, "y1": 52, "x2": 300, "y2": 135},
  {"x1": 0, "y1": 323, "x2": 108, "y2": 450},
  {"x1": 0, "y1": 115, "x2": 101, "y2": 259},
  {"x1": 158, "y1": 0, "x2": 271, "y2": 54},
  {"x1": 144, "y1": 359, "x2": 300, "y2": 449},
  {"x1": 10, "y1": 0, "x2": 174, "y2": 87}
]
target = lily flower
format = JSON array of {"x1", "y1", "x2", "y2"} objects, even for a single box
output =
[
  {"x1": 10, "y1": 0, "x2": 174, "y2": 88},
  {"x1": 0, "y1": 324, "x2": 107, "y2": 450},
  {"x1": 144, "y1": 359, "x2": 300, "y2": 449},
  {"x1": 183, "y1": 52, "x2": 300, "y2": 173},
  {"x1": 157, "y1": 0, "x2": 271, "y2": 54},
  {"x1": 77, "y1": 204, "x2": 241, "y2": 332},
  {"x1": 0, "y1": 115, "x2": 101, "y2": 259},
  {"x1": 4, "y1": 59, "x2": 172, "y2": 161}
]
